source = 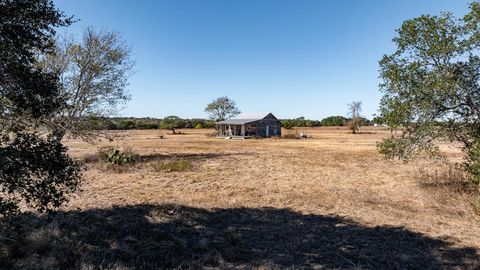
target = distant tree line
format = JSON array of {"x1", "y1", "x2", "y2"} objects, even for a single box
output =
[
  {"x1": 281, "y1": 116, "x2": 374, "y2": 129},
  {"x1": 88, "y1": 117, "x2": 216, "y2": 130},
  {"x1": 85, "y1": 115, "x2": 379, "y2": 130}
]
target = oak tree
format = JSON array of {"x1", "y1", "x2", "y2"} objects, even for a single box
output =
[
  {"x1": 0, "y1": 0, "x2": 81, "y2": 217},
  {"x1": 378, "y1": 1, "x2": 480, "y2": 189},
  {"x1": 205, "y1": 96, "x2": 241, "y2": 121}
]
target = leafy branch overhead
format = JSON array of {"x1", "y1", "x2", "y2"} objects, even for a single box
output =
[
  {"x1": 0, "y1": 0, "x2": 81, "y2": 217},
  {"x1": 378, "y1": 1, "x2": 480, "y2": 188}
]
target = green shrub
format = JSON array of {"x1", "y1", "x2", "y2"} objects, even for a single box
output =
[
  {"x1": 98, "y1": 147, "x2": 137, "y2": 166},
  {"x1": 195, "y1": 123, "x2": 203, "y2": 129},
  {"x1": 282, "y1": 120, "x2": 293, "y2": 129},
  {"x1": 464, "y1": 139, "x2": 480, "y2": 190},
  {"x1": 377, "y1": 137, "x2": 411, "y2": 160},
  {"x1": 153, "y1": 160, "x2": 191, "y2": 172},
  {"x1": 281, "y1": 118, "x2": 321, "y2": 128},
  {"x1": 321, "y1": 116, "x2": 347, "y2": 126},
  {"x1": 119, "y1": 120, "x2": 136, "y2": 130}
]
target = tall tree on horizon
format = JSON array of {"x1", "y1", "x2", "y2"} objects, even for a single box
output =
[
  {"x1": 161, "y1": 115, "x2": 182, "y2": 134},
  {"x1": 204, "y1": 96, "x2": 241, "y2": 121},
  {"x1": 347, "y1": 101, "x2": 362, "y2": 134}
]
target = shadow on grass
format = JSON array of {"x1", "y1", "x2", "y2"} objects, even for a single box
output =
[
  {"x1": 82, "y1": 151, "x2": 244, "y2": 165},
  {"x1": 137, "y1": 152, "x2": 242, "y2": 163},
  {"x1": 1, "y1": 204, "x2": 479, "y2": 269}
]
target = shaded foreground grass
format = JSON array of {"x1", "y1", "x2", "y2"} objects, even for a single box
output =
[{"x1": 1, "y1": 204, "x2": 479, "y2": 269}]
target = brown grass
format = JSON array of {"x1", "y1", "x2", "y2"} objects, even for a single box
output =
[
  {"x1": 2, "y1": 126, "x2": 480, "y2": 269},
  {"x1": 152, "y1": 159, "x2": 192, "y2": 172}
]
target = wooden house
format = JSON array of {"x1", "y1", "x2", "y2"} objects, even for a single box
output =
[{"x1": 216, "y1": 113, "x2": 282, "y2": 138}]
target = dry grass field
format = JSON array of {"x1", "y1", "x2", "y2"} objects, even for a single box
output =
[{"x1": 3, "y1": 127, "x2": 480, "y2": 269}]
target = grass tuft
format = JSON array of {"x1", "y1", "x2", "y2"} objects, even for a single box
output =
[{"x1": 152, "y1": 160, "x2": 192, "y2": 172}]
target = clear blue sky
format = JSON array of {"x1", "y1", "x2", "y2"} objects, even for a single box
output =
[{"x1": 54, "y1": 0, "x2": 469, "y2": 120}]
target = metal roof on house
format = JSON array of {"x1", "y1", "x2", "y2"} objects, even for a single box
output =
[
  {"x1": 216, "y1": 119, "x2": 259, "y2": 125},
  {"x1": 216, "y1": 112, "x2": 272, "y2": 125},
  {"x1": 235, "y1": 112, "x2": 270, "y2": 119}
]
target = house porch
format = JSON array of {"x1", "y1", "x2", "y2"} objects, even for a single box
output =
[{"x1": 216, "y1": 124, "x2": 257, "y2": 138}]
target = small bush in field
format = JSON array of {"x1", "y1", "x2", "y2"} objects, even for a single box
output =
[
  {"x1": 195, "y1": 123, "x2": 203, "y2": 129},
  {"x1": 98, "y1": 147, "x2": 138, "y2": 166},
  {"x1": 153, "y1": 160, "x2": 191, "y2": 172}
]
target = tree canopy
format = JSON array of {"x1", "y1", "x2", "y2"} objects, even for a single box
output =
[
  {"x1": 204, "y1": 96, "x2": 241, "y2": 121},
  {"x1": 37, "y1": 27, "x2": 134, "y2": 141},
  {"x1": 161, "y1": 116, "x2": 183, "y2": 133},
  {"x1": 377, "y1": 1, "x2": 480, "y2": 188},
  {"x1": 347, "y1": 101, "x2": 363, "y2": 134},
  {"x1": 0, "y1": 0, "x2": 81, "y2": 217}
]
